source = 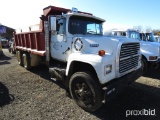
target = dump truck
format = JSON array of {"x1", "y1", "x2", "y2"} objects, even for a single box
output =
[{"x1": 14, "y1": 6, "x2": 142, "y2": 111}]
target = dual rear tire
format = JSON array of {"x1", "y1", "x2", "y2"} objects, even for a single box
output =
[
  {"x1": 16, "y1": 51, "x2": 23, "y2": 66},
  {"x1": 22, "y1": 53, "x2": 31, "y2": 70},
  {"x1": 16, "y1": 51, "x2": 31, "y2": 70}
]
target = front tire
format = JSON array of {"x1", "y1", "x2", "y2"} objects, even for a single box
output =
[{"x1": 69, "y1": 71, "x2": 103, "y2": 112}]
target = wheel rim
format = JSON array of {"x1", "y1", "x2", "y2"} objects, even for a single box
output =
[
  {"x1": 73, "y1": 80, "x2": 95, "y2": 106},
  {"x1": 23, "y1": 55, "x2": 27, "y2": 67}
]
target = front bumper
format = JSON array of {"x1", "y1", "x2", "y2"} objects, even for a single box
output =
[{"x1": 103, "y1": 68, "x2": 142, "y2": 102}]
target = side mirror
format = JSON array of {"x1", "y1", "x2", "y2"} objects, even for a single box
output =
[{"x1": 49, "y1": 17, "x2": 56, "y2": 31}]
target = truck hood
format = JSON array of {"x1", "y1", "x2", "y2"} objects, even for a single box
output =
[
  {"x1": 72, "y1": 35, "x2": 139, "y2": 55},
  {"x1": 140, "y1": 41, "x2": 160, "y2": 57},
  {"x1": 140, "y1": 41, "x2": 160, "y2": 46}
]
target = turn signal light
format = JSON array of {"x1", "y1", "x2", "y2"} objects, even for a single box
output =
[
  {"x1": 99, "y1": 50, "x2": 105, "y2": 56},
  {"x1": 149, "y1": 56, "x2": 157, "y2": 60}
]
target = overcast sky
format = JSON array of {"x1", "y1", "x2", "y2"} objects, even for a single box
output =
[{"x1": 0, "y1": 0, "x2": 160, "y2": 30}]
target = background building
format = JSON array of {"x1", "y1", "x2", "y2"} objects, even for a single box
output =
[{"x1": 0, "y1": 24, "x2": 14, "y2": 40}]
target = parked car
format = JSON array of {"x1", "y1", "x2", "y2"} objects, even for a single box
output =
[{"x1": 1, "y1": 40, "x2": 9, "y2": 48}]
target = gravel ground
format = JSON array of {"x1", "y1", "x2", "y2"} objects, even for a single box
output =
[{"x1": 0, "y1": 48, "x2": 160, "y2": 120}]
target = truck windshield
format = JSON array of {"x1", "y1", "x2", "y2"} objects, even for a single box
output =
[
  {"x1": 128, "y1": 31, "x2": 140, "y2": 40},
  {"x1": 154, "y1": 36, "x2": 160, "y2": 42},
  {"x1": 145, "y1": 33, "x2": 156, "y2": 42},
  {"x1": 69, "y1": 16, "x2": 103, "y2": 35}
]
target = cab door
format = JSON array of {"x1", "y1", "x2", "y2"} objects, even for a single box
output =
[{"x1": 50, "y1": 17, "x2": 67, "y2": 62}]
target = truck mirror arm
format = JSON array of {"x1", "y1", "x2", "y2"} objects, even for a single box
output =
[{"x1": 40, "y1": 15, "x2": 47, "y2": 21}]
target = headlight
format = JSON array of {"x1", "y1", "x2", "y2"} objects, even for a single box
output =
[{"x1": 104, "y1": 64, "x2": 112, "y2": 75}]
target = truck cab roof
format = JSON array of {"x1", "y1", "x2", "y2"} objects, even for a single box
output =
[
  {"x1": 43, "y1": 6, "x2": 93, "y2": 17},
  {"x1": 66, "y1": 12, "x2": 105, "y2": 23}
]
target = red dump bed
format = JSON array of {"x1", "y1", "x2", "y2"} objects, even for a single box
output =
[
  {"x1": 14, "y1": 6, "x2": 92, "y2": 56},
  {"x1": 14, "y1": 30, "x2": 45, "y2": 56}
]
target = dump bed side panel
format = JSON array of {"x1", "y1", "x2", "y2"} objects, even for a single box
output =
[{"x1": 14, "y1": 30, "x2": 46, "y2": 56}]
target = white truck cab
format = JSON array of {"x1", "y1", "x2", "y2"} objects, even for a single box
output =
[
  {"x1": 49, "y1": 13, "x2": 142, "y2": 82},
  {"x1": 109, "y1": 29, "x2": 160, "y2": 73}
]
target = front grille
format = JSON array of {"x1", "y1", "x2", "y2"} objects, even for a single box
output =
[{"x1": 119, "y1": 43, "x2": 140, "y2": 73}]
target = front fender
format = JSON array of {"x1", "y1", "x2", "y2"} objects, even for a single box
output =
[
  {"x1": 141, "y1": 49, "x2": 159, "y2": 61},
  {"x1": 141, "y1": 43, "x2": 160, "y2": 61},
  {"x1": 66, "y1": 53, "x2": 116, "y2": 84}
]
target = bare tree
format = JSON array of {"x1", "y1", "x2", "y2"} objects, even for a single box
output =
[
  {"x1": 145, "y1": 26, "x2": 152, "y2": 32},
  {"x1": 133, "y1": 25, "x2": 143, "y2": 32}
]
